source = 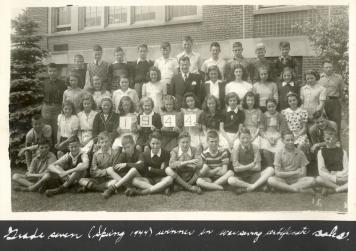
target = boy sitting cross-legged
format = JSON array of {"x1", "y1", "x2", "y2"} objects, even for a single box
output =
[
  {"x1": 12, "y1": 138, "x2": 57, "y2": 192},
  {"x1": 124, "y1": 132, "x2": 174, "y2": 196},
  {"x1": 315, "y1": 128, "x2": 348, "y2": 195},
  {"x1": 78, "y1": 131, "x2": 118, "y2": 192},
  {"x1": 196, "y1": 130, "x2": 234, "y2": 191},
  {"x1": 228, "y1": 127, "x2": 274, "y2": 194},
  {"x1": 267, "y1": 131, "x2": 315, "y2": 193},
  {"x1": 45, "y1": 136, "x2": 89, "y2": 197},
  {"x1": 102, "y1": 134, "x2": 145, "y2": 199},
  {"x1": 165, "y1": 131, "x2": 202, "y2": 194}
]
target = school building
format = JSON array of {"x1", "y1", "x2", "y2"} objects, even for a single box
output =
[{"x1": 26, "y1": 5, "x2": 348, "y2": 77}]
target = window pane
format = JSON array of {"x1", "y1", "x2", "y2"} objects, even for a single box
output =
[
  {"x1": 171, "y1": 6, "x2": 197, "y2": 18},
  {"x1": 57, "y1": 7, "x2": 71, "y2": 26},
  {"x1": 85, "y1": 7, "x2": 102, "y2": 27},
  {"x1": 108, "y1": 6, "x2": 127, "y2": 24},
  {"x1": 134, "y1": 6, "x2": 155, "y2": 22}
]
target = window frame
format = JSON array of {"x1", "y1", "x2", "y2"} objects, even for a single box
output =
[
  {"x1": 166, "y1": 5, "x2": 202, "y2": 22},
  {"x1": 83, "y1": 6, "x2": 105, "y2": 30},
  {"x1": 106, "y1": 6, "x2": 131, "y2": 27},
  {"x1": 253, "y1": 5, "x2": 316, "y2": 15}
]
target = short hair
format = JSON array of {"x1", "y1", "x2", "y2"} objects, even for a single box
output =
[
  {"x1": 280, "y1": 66, "x2": 296, "y2": 82},
  {"x1": 122, "y1": 134, "x2": 135, "y2": 146},
  {"x1": 118, "y1": 96, "x2": 135, "y2": 114},
  {"x1": 178, "y1": 131, "x2": 191, "y2": 141},
  {"x1": 149, "y1": 132, "x2": 162, "y2": 142},
  {"x1": 93, "y1": 44, "x2": 103, "y2": 52},
  {"x1": 225, "y1": 92, "x2": 240, "y2": 106},
  {"x1": 242, "y1": 91, "x2": 260, "y2": 109},
  {"x1": 183, "y1": 36, "x2": 193, "y2": 43},
  {"x1": 140, "y1": 97, "x2": 154, "y2": 110},
  {"x1": 161, "y1": 95, "x2": 178, "y2": 112},
  {"x1": 31, "y1": 114, "x2": 42, "y2": 121},
  {"x1": 282, "y1": 130, "x2": 294, "y2": 139},
  {"x1": 265, "y1": 98, "x2": 278, "y2": 107},
  {"x1": 255, "y1": 43, "x2": 266, "y2": 50},
  {"x1": 232, "y1": 42, "x2": 243, "y2": 48},
  {"x1": 231, "y1": 63, "x2": 248, "y2": 81},
  {"x1": 137, "y1": 44, "x2": 148, "y2": 50},
  {"x1": 206, "y1": 65, "x2": 222, "y2": 80},
  {"x1": 239, "y1": 127, "x2": 251, "y2": 136},
  {"x1": 160, "y1": 41, "x2": 171, "y2": 49},
  {"x1": 74, "y1": 54, "x2": 84, "y2": 60},
  {"x1": 304, "y1": 69, "x2": 320, "y2": 81},
  {"x1": 48, "y1": 63, "x2": 57, "y2": 69},
  {"x1": 182, "y1": 92, "x2": 199, "y2": 109},
  {"x1": 322, "y1": 58, "x2": 333, "y2": 66},
  {"x1": 62, "y1": 100, "x2": 76, "y2": 115},
  {"x1": 119, "y1": 75, "x2": 130, "y2": 84},
  {"x1": 313, "y1": 110, "x2": 327, "y2": 120},
  {"x1": 147, "y1": 66, "x2": 161, "y2": 82},
  {"x1": 279, "y1": 41, "x2": 290, "y2": 49},
  {"x1": 210, "y1": 42, "x2": 220, "y2": 50},
  {"x1": 202, "y1": 95, "x2": 220, "y2": 112},
  {"x1": 98, "y1": 131, "x2": 113, "y2": 143},
  {"x1": 68, "y1": 71, "x2": 81, "y2": 83},
  {"x1": 67, "y1": 136, "x2": 80, "y2": 144},
  {"x1": 114, "y1": 46, "x2": 124, "y2": 53},
  {"x1": 178, "y1": 55, "x2": 190, "y2": 64},
  {"x1": 99, "y1": 97, "x2": 113, "y2": 112},
  {"x1": 207, "y1": 130, "x2": 219, "y2": 139},
  {"x1": 286, "y1": 92, "x2": 302, "y2": 107},
  {"x1": 80, "y1": 94, "x2": 97, "y2": 111},
  {"x1": 38, "y1": 138, "x2": 51, "y2": 147}
]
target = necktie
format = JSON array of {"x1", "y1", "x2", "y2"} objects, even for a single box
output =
[
  {"x1": 96, "y1": 61, "x2": 99, "y2": 66},
  {"x1": 184, "y1": 74, "x2": 188, "y2": 81}
]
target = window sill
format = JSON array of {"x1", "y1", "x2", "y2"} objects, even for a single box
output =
[
  {"x1": 253, "y1": 6, "x2": 316, "y2": 15},
  {"x1": 48, "y1": 17, "x2": 203, "y2": 37}
]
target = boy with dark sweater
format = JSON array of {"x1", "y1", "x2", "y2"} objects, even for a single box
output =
[
  {"x1": 130, "y1": 44, "x2": 154, "y2": 98},
  {"x1": 108, "y1": 46, "x2": 132, "y2": 89}
]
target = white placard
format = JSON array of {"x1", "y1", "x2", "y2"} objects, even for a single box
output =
[
  {"x1": 184, "y1": 114, "x2": 196, "y2": 127},
  {"x1": 119, "y1": 116, "x2": 132, "y2": 130},
  {"x1": 163, "y1": 115, "x2": 176, "y2": 127},
  {"x1": 140, "y1": 115, "x2": 152, "y2": 127}
]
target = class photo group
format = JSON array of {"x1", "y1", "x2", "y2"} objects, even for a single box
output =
[{"x1": 12, "y1": 35, "x2": 348, "y2": 201}]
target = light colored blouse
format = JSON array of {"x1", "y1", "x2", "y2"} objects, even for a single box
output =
[
  {"x1": 225, "y1": 81, "x2": 252, "y2": 100},
  {"x1": 77, "y1": 110, "x2": 97, "y2": 145},
  {"x1": 252, "y1": 81, "x2": 278, "y2": 107},
  {"x1": 57, "y1": 114, "x2": 79, "y2": 138}
]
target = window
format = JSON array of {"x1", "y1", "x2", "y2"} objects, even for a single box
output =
[
  {"x1": 84, "y1": 7, "x2": 102, "y2": 27},
  {"x1": 55, "y1": 7, "x2": 71, "y2": 31},
  {"x1": 133, "y1": 6, "x2": 156, "y2": 22},
  {"x1": 170, "y1": 6, "x2": 197, "y2": 18},
  {"x1": 108, "y1": 6, "x2": 128, "y2": 25}
]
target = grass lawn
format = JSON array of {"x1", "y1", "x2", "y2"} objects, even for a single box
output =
[{"x1": 12, "y1": 184, "x2": 347, "y2": 212}]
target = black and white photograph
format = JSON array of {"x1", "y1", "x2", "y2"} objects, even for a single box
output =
[{"x1": 5, "y1": 2, "x2": 351, "y2": 214}]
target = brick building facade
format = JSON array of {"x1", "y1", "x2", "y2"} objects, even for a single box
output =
[{"x1": 26, "y1": 5, "x2": 348, "y2": 77}]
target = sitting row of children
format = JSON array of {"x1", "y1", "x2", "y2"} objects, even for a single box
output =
[{"x1": 13, "y1": 125, "x2": 348, "y2": 199}]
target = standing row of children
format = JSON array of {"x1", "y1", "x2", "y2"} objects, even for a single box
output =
[{"x1": 12, "y1": 36, "x2": 348, "y2": 200}]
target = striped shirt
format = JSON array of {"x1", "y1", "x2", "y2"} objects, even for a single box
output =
[{"x1": 201, "y1": 148, "x2": 229, "y2": 169}]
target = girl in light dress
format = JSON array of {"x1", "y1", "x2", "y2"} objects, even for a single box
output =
[
  {"x1": 112, "y1": 96, "x2": 139, "y2": 149},
  {"x1": 77, "y1": 95, "x2": 97, "y2": 153},
  {"x1": 225, "y1": 64, "x2": 252, "y2": 102},
  {"x1": 252, "y1": 66, "x2": 278, "y2": 113},
  {"x1": 63, "y1": 72, "x2": 86, "y2": 113},
  {"x1": 142, "y1": 66, "x2": 167, "y2": 114},
  {"x1": 160, "y1": 95, "x2": 183, "y2": 152},
  {"x1": 181, "y1": 92, "x2": 202, "y2": 150},
  {"x1": 242, "y1": 91, "x2": 262, "y2": 147},
  {"x1": 282, "y1": 92, "x2": 309, "y2": 151},
  {"x1": 300, "y1": 70, "x2": 326, "y2": 122},
  {"x1": 91, "y1": 75, "x2": 112, "y2": 110},
  {"x1": 56, "y1": 100, "x2": 79, "y2": 158}
]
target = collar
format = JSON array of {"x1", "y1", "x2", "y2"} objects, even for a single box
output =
[
  {"x1": 203, "y1": 148, "x2": 219, "y2": 155},
  {"x1": 240, "y1": 143, "x2": 252, "y2": 151},
  {"x1": 178, "y1": 147, "x2": 192, "y2": 158},
  {"x1": 279, "y1": 55, "x2": 291, "y2": 60},
  {"x1": 151, "y1": 149, "x2": 162, "y2": 158},
  {"x1": 282, "y1": 81, "x2": 295, "y2": 87},
  {"x1": 93, "y1": 59, "x2": 103, "y2": 65},
  {"x1": 282, "y1": 147, "x2": 298, "y2": 155},
  {"x1": 69, "y1": 150, "x2": 82, "y2": 160},
  {"x1": 233, "y1": 56, "x2": 244, "y2": 60},
  {"x1": 227, "y1": 106, "x2": 239, "y2": 113},
  {"x1": 113, "y1": 60, "x2": 127, "y2": 64},
  {"x1": 206, "y1": 80, "x2": 222, "y2": 85},
  {"x1": 181, "y1": 51, "x2": 196, "y2": 57},
  {"x1": 143, "y1": 111, "x2": 154, "y2": 116},
  {"x1": 120, "y1": 88, "x2": 131, "y2": 94},
  {"x1": 137, "y1": 58, "x2": 148, "y2": 64},
  {"x1": 181, "y1": 72, "x2": 190, "y2": 78}
]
